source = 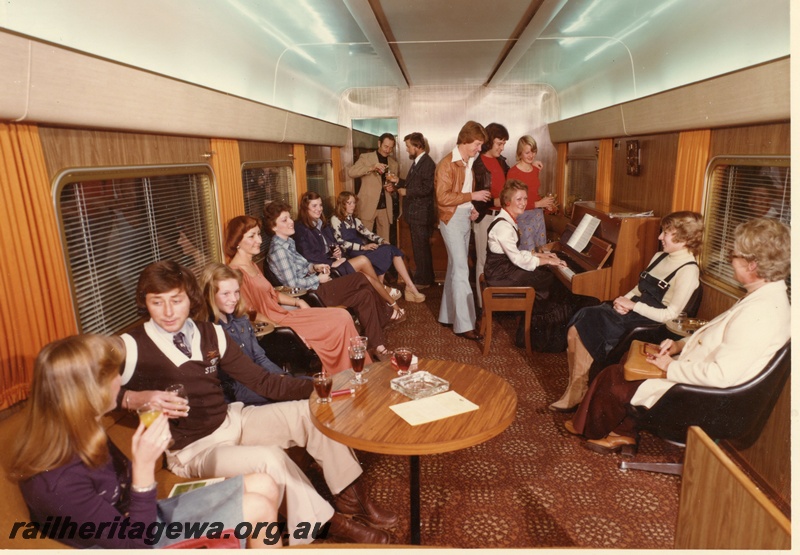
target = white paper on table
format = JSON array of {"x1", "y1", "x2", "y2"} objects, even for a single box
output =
[{"x1": 389, "y1": 390, "x2": 479, "y2": 426}]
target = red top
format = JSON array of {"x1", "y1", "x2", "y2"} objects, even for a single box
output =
[
  {"x1": 481, "y1": 154, "x2": 508, "y2": 199},
  {"x1": 507, "y1": 164, "x2": 542, "y2": 210}
]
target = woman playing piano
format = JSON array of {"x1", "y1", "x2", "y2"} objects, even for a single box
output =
[
  {"x1": 549, "y1": 211, "x2": 703, "y2": 412},
  {"x1": 484, "y1": 179, "x2": 565, "y2": 295}
]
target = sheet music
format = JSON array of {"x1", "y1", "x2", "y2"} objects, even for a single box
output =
[{"x1": 566, "y1": 213, "x2": 601, "y2": 252}]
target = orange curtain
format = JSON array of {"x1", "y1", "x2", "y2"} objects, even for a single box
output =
[
  {"x1": 209, "y1": 138, "x2": 244, "y2": 237},
  {"x1": 596, "y1": 138, "x2": 614, "y2": 205},
  {"x1": 0, "y1": 123, "x2": 77, "y2": 409},
  {"x1": 293, "y1": 144, "x2": 308, "y2": 198},
  {"x1": 672, "y1": 130, "x2": 711, "y2": 212},
  {"x1": 332, "y1": 146, "x2": 344, "y2": 198}
]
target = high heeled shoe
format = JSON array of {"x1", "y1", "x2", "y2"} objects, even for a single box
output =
[
  {"x1": 404, "y1": 289, "x2": 426, "y2": 303},
  {"x1": 385, "y1": 286, "x2": 402, "y2": 301},
  {"x1": 388, "y1": 302, "x2": 406, "y2": 325}
]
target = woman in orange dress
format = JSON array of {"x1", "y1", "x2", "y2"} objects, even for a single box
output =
[{"x1": 226, "y1": 215, "x2": 368, "y2": 374}]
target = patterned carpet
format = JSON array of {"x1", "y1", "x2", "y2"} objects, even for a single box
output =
[{"x1": 315, "y1": 283, "x2": 685, "y2": 548}]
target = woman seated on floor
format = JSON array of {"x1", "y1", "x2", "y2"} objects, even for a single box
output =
[
  {"x1": 10, "y1": 334, "x2": 280, "y2": 549},
  {"x1": 201, "y1": 262, "x2": 312, "y2": 405},
  {"x1": 294, "y1": 191, "x2": 407, "y2": 304},
  {"x1": 484, "y1": 179, "x2": 567, "y2": 292},
  {"x1": 550, "y1": 210, "x2": 703, "y2": 412},
  {"x1": 329, "y1": 191, "x2": 426, "y2": 303},
  {"x1": 226, "y1": 215, "x2": 374, "y2": 373},
  {"x1": 263, "y1": 202, "x2": 403, "y2": 361},
  {"x1": 564, "y1": 217, "x2": 790, "y2": 454}
]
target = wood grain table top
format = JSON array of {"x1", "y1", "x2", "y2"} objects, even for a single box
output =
[{"x1": 309, "y1": 358, "x2": 517, "y2": 456}]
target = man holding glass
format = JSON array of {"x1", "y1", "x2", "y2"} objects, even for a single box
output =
[
  {"x1": 116, "y1": 260, "x2": 396, "y2": 545},
  {"x1": 348, "y1": 133, "x2": 399, "y2": 243}
]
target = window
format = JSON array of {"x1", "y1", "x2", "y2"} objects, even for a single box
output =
[
  {"x1": 56, "y1": 166, "x2": 220, "y2": 334},
  {"x1": 701, "y1": 156, "x2": 790, "y2": 295},
  {"x1": 241, "y1": 162, "x2": 296, "y2": 262},
  {"x1": 306, "y1": 146, "x2": 334, "y2": 218},
  {"x1": 564, "y1": 141, "x2": 598, "y2": 216}
]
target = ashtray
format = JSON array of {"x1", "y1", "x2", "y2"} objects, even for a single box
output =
[{"x1": 390, "y1": 371, "x2": 449, "y2": 400}]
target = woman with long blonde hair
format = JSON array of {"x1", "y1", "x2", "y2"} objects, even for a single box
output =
[{"x1": 11, "y1": 334, "x2": 279, "y2": 549}]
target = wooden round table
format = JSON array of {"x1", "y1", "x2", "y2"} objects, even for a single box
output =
[{"x1": 309, "y1": 358, "x2": 517, "y2": 544}]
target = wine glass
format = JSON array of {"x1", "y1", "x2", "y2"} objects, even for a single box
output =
[
  {"x1": 328, "y1": 242, "x2": 340, "y2": 260},
  {"x1": 394, "y1": 346, "x2": 413, "y2": 376},
  {"x1": 312, "y1": 372, "x2": 333, "y2": 404},
  {"x1": 166, "y1": 383, "x2": 189, "y2": 415},
  {"x1": 349, "y1": 345, "x2": 367, "y2": 385}
]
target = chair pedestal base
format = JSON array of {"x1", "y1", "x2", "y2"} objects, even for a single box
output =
[{"x1": 619, "y1": 461, "x2": 683, "y2": 475}]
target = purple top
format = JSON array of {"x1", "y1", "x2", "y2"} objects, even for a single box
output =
[{"x1": 19, "y1": 441, "x2": 158, "y2": 549}]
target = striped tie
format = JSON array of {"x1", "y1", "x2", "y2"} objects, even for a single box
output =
[{"x1": 173, "y1": 332, "x2": 191, "y2": 357}]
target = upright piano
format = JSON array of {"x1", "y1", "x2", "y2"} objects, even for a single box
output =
[{"x1": 545, "y1": 201, "x2": 661, "y2": 301}]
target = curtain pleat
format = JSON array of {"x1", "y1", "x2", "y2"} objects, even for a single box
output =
[
  {"x1": 596, "y1": 138, "x2": 614, "y2": 205},
  {"x1": 672, "y1": 130, "x2": 711, "y2": 212},
  {"x1": 210, "y1": 138, "x2": 244, "y2": 237},
  {"x1": 0, "y1": 123, "x2": 77, "y2": 409}
]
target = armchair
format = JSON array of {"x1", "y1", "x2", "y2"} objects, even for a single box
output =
[{"x1": 620, "y1": 340, "x2": 790, "y2": 475}]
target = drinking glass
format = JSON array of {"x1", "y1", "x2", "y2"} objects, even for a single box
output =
[
  {"x1": 166, "y1": 383, "x2": 189, "y2": 415},
  {"x1": 675, "y1": 311, "x2": 688, "y2": 330},
  {"x1": 350, "y1": 336, "x2": 368, "y2": 349},
  {"x1": 328, "y1": 242, "x2": 339, "y2": 260},
  {"x1": 313, "y1": 372, "x2": 333, "y2": 404},
  {"x1": 137, "y1": 402, "x2": 162, "y2": 428},
  {"x1": 394, "y1": 346, "x2": 413, "y2": 376},
  {"x1": 349, "y1": 345, "x2": 367, "y2": 385}
]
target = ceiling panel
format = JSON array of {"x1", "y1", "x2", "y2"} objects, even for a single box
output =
[
  {"x1": 381, "y1": 0, "x2": 532, "y2": 41},
  {"x1": 396, "y1": 42, "x2": 507, "y2": 86}
]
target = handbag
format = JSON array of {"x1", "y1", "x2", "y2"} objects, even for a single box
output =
[{"x1": 623, "y1": 340, "x2": 666, "y2": 381}]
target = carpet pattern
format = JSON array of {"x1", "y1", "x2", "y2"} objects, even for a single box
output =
[{"x1": 320, "y1": 283, "x2": 684, "y2": 548}]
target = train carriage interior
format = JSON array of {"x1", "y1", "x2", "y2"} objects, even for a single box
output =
[{"x1": 0, "y1": 0, "x2": 794, "y2": 550}]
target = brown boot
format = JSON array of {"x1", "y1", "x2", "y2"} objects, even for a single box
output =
[
  {"x1": 326, "y1": 512, "x2": 390, "y2": 544},
  {"x1": 334, "y1": 479, "x2": 399, "y2": 528}
]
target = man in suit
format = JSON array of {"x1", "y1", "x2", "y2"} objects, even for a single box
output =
[
  {"x1": 398, "y1": 132, "x2": 436, "y2": 288},
  {"x1": 348, "y1": 133, "x2": 399, "y2": 243}
]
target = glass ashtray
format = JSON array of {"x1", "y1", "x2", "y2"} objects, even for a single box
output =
[{"x1": 390, "y1": 371, "x2": 449, "y2": 400}]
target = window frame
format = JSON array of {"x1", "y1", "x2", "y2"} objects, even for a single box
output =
[
  {"x1": 53, "y1": 164, "x2": 220, "y2": 334},
  {"x1": 241, "y1": 160, "x2": 296, "y2": 263},
  {"x1": 699, "y1": 155, "x2": 790, "y2": 298}
]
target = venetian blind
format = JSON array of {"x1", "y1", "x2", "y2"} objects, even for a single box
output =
[
  {"x1": 701, "y1": 157, "x2": 790, "y2": 295},
  {"x1": 58, "y1": 167, "x2": 219, "y2": 334}
]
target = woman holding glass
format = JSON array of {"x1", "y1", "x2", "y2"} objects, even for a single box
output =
[
  {"x1": 263, "y1": 203, "x2": 401, "y2": 361},
  {"x1": 293, "y1": 192, "x2": 403, "y2": 302},
  {"x1": 10, "y1": 334, "x2": 280, "y2": 549},
  {"x1": 330, "y1": 191, "x2": 426, "y2": 303},
  {"x1": 506, "y1": 135, "x2": 554, "y2": 250},
  {"x1": 565, "y1": 217, "x2": 790, "y2": 454},
  {"x1": 226, "y1": 215, "x2": 370, "y2": 373}
]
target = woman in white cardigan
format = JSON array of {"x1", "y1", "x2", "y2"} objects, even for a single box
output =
[{"x1": 565, "y1": 217, "x2": 791, "y2": 454}]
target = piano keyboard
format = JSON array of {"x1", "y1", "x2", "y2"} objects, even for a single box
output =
[{"x1": 556, "y1": 265, "x2": 576, "y2": 282}]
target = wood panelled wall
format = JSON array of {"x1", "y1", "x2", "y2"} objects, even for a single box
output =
[{"x1": 609, "y1": 133, "x2": 679, "y2": 216}]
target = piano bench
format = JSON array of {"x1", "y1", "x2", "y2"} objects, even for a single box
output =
[{"x1": 478, "y1": 274, "x2": 535, "y2": 356}]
